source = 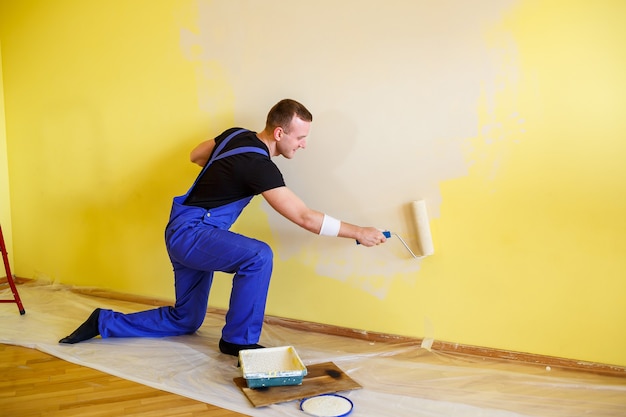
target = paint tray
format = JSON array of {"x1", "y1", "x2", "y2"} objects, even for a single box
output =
[{"x1": 239, "y1": 346, "x2": 307, "y2": 389}]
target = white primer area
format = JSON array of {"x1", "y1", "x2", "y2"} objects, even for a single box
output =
[{"x1": 179, "y1": 0, "x2": 523, "y2": 297}]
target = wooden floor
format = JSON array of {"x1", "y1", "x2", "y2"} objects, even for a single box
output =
[{"x1": 0, "y1": 344, "x2": 249, "y2": 417}]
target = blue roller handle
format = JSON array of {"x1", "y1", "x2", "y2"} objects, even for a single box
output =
[{"x1": 356, "y1": 230, "x2": 391, "y2": 245}]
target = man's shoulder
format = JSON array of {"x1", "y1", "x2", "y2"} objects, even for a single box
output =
[
  {"x1": 217, "y1": 128, "x2": 268, "y2": 154},
  {"x1": 216, "y1": 127, "x2": 257, "y2": 142},
  {"x1": 216, "y1": 127, "x2": 249, "y2": 140}
]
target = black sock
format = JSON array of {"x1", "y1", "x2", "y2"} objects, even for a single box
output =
[
  {"x1": 59, "y1": 308, "x2": 101, "y2": 344},
  {"x1": 219, "y1": 338, "x2": 264, "y2": 357}
]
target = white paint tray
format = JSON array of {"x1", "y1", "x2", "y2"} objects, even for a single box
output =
[{"x1": 239, "y1": 346, "x2": 307, "y2": 388}]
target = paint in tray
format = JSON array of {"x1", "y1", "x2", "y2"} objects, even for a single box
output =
[{"x1": 239, "y1": 346, "x2": 307, "y2": 388}]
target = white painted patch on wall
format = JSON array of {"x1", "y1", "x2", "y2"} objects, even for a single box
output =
[{"x1": 180, "y1": 0, "x2": 520, "y2": 298}]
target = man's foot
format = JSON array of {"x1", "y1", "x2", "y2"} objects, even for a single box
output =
[
  {"x1": 219, "y1": 338, "x2": 264, "y2": 357},
  {"x1": 59, "y1": 308, "x2": 101, "y2": 344}
]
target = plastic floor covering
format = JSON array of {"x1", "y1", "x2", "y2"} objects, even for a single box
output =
[{"x1": 1, "y1": 281, "x2": 625, "y2": 417}]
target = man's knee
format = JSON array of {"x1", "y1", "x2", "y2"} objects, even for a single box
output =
[
  {"x1": 169, "y1": 306, "x2": 205, "y2": 334},
  {"x1": 241, "y1": 240, "x2": 273, "y2": 273},
  {"x1": 255, "y1": 241, "x2": 273, "y2": 263}
]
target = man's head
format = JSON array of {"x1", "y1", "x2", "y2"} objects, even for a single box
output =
[
  {"x1": 265, "y1": 99, "x2": 313, "y2": 159},
  {"x1": 266, "y1": 99, "x2": 313, "y2": 132}
]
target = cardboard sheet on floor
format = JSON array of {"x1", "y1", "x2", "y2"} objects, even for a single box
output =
[{"x1": 234, "y1": 361, "x2": 362, "y2": 407}]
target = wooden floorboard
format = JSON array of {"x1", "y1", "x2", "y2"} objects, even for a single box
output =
[{"x1": 0, "y1": 344, "x2": 249, "y2": 417}]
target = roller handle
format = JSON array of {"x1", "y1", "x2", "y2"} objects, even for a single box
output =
[{"x1": 356, "y1": 230, "x2": 391, "y2": 245}]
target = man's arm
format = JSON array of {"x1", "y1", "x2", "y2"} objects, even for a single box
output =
[
  {"x1": 262, "y1": 186, "x2": 386, "y2": 247},
  {"x1": 190, "y1": 139, "x2": 216, "y2": 167}
]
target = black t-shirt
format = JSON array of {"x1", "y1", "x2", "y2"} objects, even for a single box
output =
[{"x1": 184, "y1": 128, "x2": 285, "y2": 209}]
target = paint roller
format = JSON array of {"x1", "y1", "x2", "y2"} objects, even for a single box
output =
[{"x1": 358, "y1": 199, "x2": 434, "y2": 259}]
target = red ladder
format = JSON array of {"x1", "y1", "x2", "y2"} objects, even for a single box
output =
[{"x1": 0, "y1": 225, "x2": 25, "y2": 315}]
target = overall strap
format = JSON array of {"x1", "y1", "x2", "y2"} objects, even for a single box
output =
[
  {"x1": 186, "y1": 129, "x2": 269, "y2": 195},
  {"x1": 209, "y1": 128, "x2": 249, "y2": 166},
  {"x1": 210, "y1": 146, "x2": 268, "y2": 163}
]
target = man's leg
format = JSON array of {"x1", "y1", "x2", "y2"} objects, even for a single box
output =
[
  {"x1": 59, "y1": 267, "x2": 214, "y2": 343},
  {"x1": 221, "y1": 238, "x2": 273, "y2": 345},
  {"x1": 60, "y1": 225, "x2": 273, "y2": 354},
  {"x1": 167, "y1": 227, "x2": 274, "y2": 354},
  {"x1": 99, "y1": 267, "x2": 214, "y2": 338}
]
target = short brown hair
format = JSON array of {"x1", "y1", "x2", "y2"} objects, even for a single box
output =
[{"x1": 266, "y1": 99, "x2": 313, "y2": 132}]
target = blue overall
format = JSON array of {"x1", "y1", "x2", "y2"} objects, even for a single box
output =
[{"x1": 98, "y1": 129, "x2": 273, "y2": 345}]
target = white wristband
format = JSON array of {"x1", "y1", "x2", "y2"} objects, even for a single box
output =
[{"x1": 319, "y1": 214, "x2": 341, "y2": 237}]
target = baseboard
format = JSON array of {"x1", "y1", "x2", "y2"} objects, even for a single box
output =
[
  {"x1": 6, "y1": 276, "x2": 626, "y2": 376},
  {"x1": 262, "y1": 315, "x2": 626, "y2": 377}
]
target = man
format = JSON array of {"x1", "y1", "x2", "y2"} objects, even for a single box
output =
[{"x1": 59, "y1": 99, "x2": 387, "y2": 356}]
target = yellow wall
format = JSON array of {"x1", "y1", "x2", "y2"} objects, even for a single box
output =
[
  {"x1": 1, "y1": 0, "x2": 625, "y2": 367},
  {"x1": 0, "y1": 42, "x2": 13, "y2": 267}
]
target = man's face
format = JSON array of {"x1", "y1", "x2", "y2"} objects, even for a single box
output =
[{"x1": 276, "y1": 116, "x2": 310, "y2": 159}]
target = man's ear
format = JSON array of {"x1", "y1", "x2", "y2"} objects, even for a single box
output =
[{"x1": 273, "y1": 126, "x2": 283, "y2": 141}]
